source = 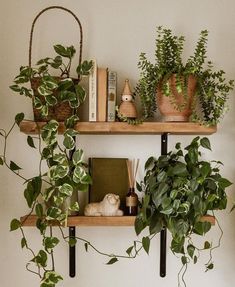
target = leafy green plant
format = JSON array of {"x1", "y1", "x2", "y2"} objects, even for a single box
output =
[
  {"x1": 1, "y1": 112, "x2": 92, "y2": 286},
  {"x1": 135, "y1": 26, "x2": 234, "y2": 125},
  {"x1": 10, "y1": 44, "x2": 92, "y2": 119},
  {"x1": 135, "y1": 136, "x2": 232, "y2": 286},
  {"x1": 0, "y1": 44, "x2": 94, "y2": 286}
]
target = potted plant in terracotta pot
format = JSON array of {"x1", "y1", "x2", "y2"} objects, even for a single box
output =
[{"x1": 135, "y1": 26, "x2": 234, "y2": 125}]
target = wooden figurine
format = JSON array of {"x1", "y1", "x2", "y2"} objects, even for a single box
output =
[{"x1": 119, "y1": 79, "x2": 137, "y2": 119}]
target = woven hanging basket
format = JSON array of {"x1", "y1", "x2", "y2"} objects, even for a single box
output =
[{"x1": 28, "y1": 6, "x2": 83, "y2": 122}]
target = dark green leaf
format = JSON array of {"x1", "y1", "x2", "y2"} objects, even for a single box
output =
[
  {"x1": 126, "y1": 246, "x2": 134, "y2": 256},
  {"x1": 84, "y1": 242, "x2": 88, "y2": 252},
  {"x1": 58, "y1": 78, "x2": 73, "y2": 91},
  {"x1": 75, "y1": 85, "x2": 86, "y2": 104},
  {"x1": 218, "y1": 178, "x2": 233, "y2": 189},
  {"x1": 171, "y1": 237, "x2": 185, "y2": 254},
  {"x1": 200, "y1": 137, "x2": 211, "y2": 150},
  {"x1": 0, "y1": 157, "x2": 3, "y2": 165},
  {"x1": 181, "y1": 255, "x2": 188, "y2": 265},
  {"x1": 136, "y1": 181, "x2": 142, "y2": 192},
  {"x1": 15, "y1": 113, "x2": 24, "y2": 126},
  {"x1": 145, "y1": 156, "x2": 155, "y2": 170},
  {"x1": 36, "y1": 218, "x2": 47, "y2": 235},
  {"x1": 194, "y1": 221, "x2": 211, "y2": 235},
  {"x1": 142, "y1": 236, "x2": 150, "y2": 254},
  {"x1": 204, "y1": 241, "x2": 211, "y2": 249},
  {"x1": 172, "y1": 162, "x2": 187, "y2": 176},
  {"x1": 175, "y1": 142, "x2": 181, "y2": 150},
  {"x1": 194, "y1": 255, "x2": 198, "y2": 264},
  {"x1": 106, "y1": 257, "x2": 118, "y2": 265},
  {"x1": 35, "y1": 203, "x2": 44, "y2": 217},
  {"x1": 10, "y1": 218, "x2": 21, "y2": 231},
  {"x1": 134, "y1": 215, "x2": 146, "y2": 235},
  {"x1": 27, "y1": 136, "x2": 36, "y2": 148},
  {"x1": 69, "y1": 237, "x2": 77, "y2": 247},
  {"x1": 24, "y1": 177, "x2": 42, "y2": 208},
  {"x1": 10, "y1": 161, "x2": 22, "y2": 171},
  {"x1": 21, "y1": 237, "x2": 27, "y2": 249},
  {"x1": 200, "y1": 162, "x2": 211, "y2": 178},
  {"x1": 206, "y1": 263, "x2": 214, "y2": 271},
  {"x1": 187, "y1": 244, "x2": 195, "y2": 258}
]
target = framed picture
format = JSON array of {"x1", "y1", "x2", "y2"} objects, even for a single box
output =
[{"x1": 89, "y1": 158, "x2": 129, "y2": 210}]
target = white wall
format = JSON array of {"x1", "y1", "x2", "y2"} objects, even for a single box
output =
[{"x1": 1, "y1": 0, "x2": 235, "y2": 286}]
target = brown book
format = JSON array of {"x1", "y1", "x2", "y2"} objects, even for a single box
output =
[{"x1": 97, "y1": 68, "x2": 108, "y2": 121}]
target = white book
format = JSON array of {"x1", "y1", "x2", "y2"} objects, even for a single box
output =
[
  {"x1": 88, "y1": 60, "x2": 97, "y2": 121},
  {"x1": 107, "y1": 71, "x2": 117, "y2": 122}
]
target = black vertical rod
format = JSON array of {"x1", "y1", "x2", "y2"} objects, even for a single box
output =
[
  {"x1": 160, "y1": 133, "x2": 168, "y2": 277},
  {"x1": 69, "y1": 137, "x2": 76, "y2": 277},
  {"x1": 69, "y1": 226, "x2": 76, "y2": 277}
]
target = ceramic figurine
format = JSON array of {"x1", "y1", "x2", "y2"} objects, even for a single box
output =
[
  {"x1": 84, "y1": 193, "x2": 123, "y2": 216},
  {"x1": 119, "y1": 79, "x2": 137, "y2": 119}
]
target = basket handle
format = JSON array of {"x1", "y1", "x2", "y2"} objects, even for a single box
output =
[{"x1": 29, "y1": 6, "x2": 83, "y2": 69}]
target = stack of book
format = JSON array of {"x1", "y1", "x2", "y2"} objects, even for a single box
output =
[{"x1": 88, "y1": 60, "x2": 117, "y2": 122}]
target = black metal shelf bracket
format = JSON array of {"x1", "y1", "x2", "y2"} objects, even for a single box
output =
[
  {"x1": 160, "y1": 133, "x2": 168, "y2": 277},
  {"x1": 69, "y1": 137, "x2": 77, "y2": 278},
  {"x1": 69, "y1": 226, "x2": 76, "y2": 277}
]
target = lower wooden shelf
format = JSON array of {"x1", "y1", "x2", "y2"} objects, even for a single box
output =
[
  {"x1": 20, "y1": 214, "x2": 215, "y2": 227},
  {"x1": 20, "y1": 215, "x2": 136, "y2": 227}
]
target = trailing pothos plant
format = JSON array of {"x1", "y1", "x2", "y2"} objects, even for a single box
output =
[
  {"x1": 134, "y1": 136, "x2": 232, "y2": 286},
  {"x1": 1, "y1": 113, "x2": 93, "y2": 286},
  {"x1": 0, "y1": 44, "x2": 95, "y2": 286},
  {"x1": 135, "y1": 26, "x2": 234, "y2": 125}
]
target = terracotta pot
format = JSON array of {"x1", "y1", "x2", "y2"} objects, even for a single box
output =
[{"x1": 157, "y1": 74, "x2": 197, "y2": 122}]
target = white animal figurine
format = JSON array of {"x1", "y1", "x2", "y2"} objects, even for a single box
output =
[{"x1": 84, "y1": 193, "x2": 124, "y2": 216}]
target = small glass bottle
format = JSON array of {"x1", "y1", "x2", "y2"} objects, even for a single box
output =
[{"x1": 125, "y1": 187, "x2": 138, "y2": 216}]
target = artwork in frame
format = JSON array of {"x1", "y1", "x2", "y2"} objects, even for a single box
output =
[{"x1": 88, "y1": 158, "x2": 129, "y2": 211}]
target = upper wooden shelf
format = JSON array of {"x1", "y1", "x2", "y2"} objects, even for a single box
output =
[
  {"x1": 20, "y1": 121, "x2": 217, "y2": 135},
  {"x1": 21, "y1": 214, "x2": 215, "y2": 227}
]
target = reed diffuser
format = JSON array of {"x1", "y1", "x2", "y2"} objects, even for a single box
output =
[{"x1": 126, "y1": 159, "x2": 139, "y2": 215}]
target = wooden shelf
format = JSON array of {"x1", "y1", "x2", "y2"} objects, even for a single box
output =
[
  {"x1": 20, "y1": 214, "x2": 215, "y2": 227},
  {"x1": 21, "y1": 215, "x2": 136, "y2": 227},
  {"x1": 20, "y1": 121, "x2": 217, "y2": 135}
]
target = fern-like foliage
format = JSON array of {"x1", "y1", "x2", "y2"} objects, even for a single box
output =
[{"x1": 135, "y1": 26, "x2": 234, "y2": 125}]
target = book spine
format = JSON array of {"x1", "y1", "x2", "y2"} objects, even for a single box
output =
[
  {"x1": 97, "y1": 68, "x2": 108, "y2": 122},
  {"x1": 107, "y1": 71, "x2": 117, "y2": 122},
  {"x1": 88, "y1": 60, "x2": 97, "y2": 121}
]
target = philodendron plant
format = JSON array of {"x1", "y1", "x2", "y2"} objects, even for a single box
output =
[{"x1": 134, "y1": 136, "x2": 232, "y2": 286}]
